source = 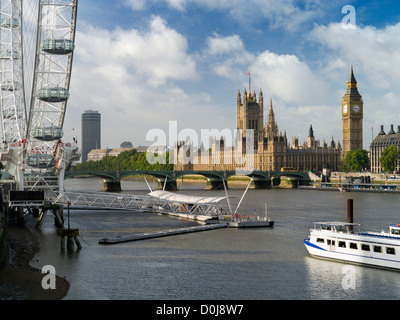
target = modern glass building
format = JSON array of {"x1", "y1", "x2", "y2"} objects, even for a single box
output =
[{"x1": 81, "y1": 110, "x2": 101, "y2": 162}]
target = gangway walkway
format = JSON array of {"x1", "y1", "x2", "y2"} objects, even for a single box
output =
[{"x1": 54, "y1": 191, "x2": 226, "y2": 217}]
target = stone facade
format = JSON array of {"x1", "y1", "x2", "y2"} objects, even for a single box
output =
[{"x1": 370, "y1": 125, "x2": 400, "y2": 173}]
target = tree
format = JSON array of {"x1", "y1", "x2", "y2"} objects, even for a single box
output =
[
  {"x1": 379, "y1": 145, "x2": 399, "y2": 173},
  {"x1": 76, "y1": 149, "x2": 173, "y2": 171},
  {"x1": 344, "y1": 148, "x2": 369, "y2": 172}
]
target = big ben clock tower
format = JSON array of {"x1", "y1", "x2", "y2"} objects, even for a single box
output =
[{"x1": 342, "y1": 65, "x2": 363, "y2": 156}]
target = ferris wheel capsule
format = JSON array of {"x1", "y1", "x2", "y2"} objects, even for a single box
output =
[
  {"x1": 32, "y1": 126, "x2": 63, "y2": 141},
  {"x1": 0, "y1": 50, "x2": 19, "y2": 59},
  {"x1": 1, "y1": 81, "x2": 21, "y2": 91},
  {"x1": 27, "y1": 154, "x2": 54, "y2": 168},
  {"x1": 0, "y1": 17, "x2": 20, "y2": 28},
  {"x1": 42, "y1": 38, "x2": 75, "y2": 54},
  {"x1": 38, "y1": 87, "x2": 70, "y2": 102}
]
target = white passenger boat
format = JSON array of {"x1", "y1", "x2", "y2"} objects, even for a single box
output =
[{"x1": 304, "y1": 222, "x2": 400, "y2": 270}]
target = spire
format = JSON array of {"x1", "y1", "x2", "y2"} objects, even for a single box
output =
[
  {"x1": 268, "y1": 98, "x2": 274, "y2": 119},
  {"x1": 345, "y1": 64, "x2": 360, "y2": 94},
  {"x1": 348, "y1": 64, "x2": 357, "y2": 83},
  {"x1": 265, "y1": 97, "x2": 278, "y2": 138},
  {"x1": 308, "y1": 124, "x2": 314, "y2": 138}
]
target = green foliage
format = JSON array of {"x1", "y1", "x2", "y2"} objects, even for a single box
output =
[
  {"x1": 344, "y1": 148, "x2": 369, "y2": 172},
  {"x1": 76, "y1": 149, "x2": 174, "y2": 171},
  {"x1": 379, "y1": 145, "x2": 399, "y2": 173}
]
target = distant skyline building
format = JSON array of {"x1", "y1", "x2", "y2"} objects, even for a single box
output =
[{"x1": 81, "y1": 110, "x2": 101, "y2": 162}]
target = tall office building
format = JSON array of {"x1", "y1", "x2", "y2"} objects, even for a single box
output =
[{"x1": 81, "y1": 110, "x2": 101, "y2": 162}]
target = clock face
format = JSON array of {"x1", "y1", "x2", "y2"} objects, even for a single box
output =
[
  {"x1": 352, "y1": 104, "x2": 360, "y2": 113},
  {"x1": 343, "y1": 104, "x2": 348, "y2": 114}
]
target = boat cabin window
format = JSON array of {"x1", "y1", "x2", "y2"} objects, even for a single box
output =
[
  {"x1": 317, "y1": 238, "x2": 324, "y2": 243},
  {"x1": 338, "y1": 241, "x2": 346, "y2": 248},
  {"x1": 386, "y1": 247, "x2": 395, "y2": 255},
  {"x1": 390, "y1": 227, "x2": 400, "y2": 235},
  {"x1": 361, "y1": 244, "x2": 370, "y2": 251},
  {"x1": 349, "y1": 243, "x2": 358, "y2": 249},
  {"x1": 319, "y1": 224, "x2": 331, "y2": 230},
  {"x1": 335, "y1": 225, "x2": 347, "y2": 233},
  {"x1": 373, "y1": 246, "x2": 382, "y2": 253}
]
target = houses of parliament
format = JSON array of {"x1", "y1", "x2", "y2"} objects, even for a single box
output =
[{"x1": 175, "y1": 66, "x2": 363, "y2": 172}]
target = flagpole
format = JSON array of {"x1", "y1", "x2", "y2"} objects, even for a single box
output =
[{"x1": 248, "y1": 70, "x2": 251, "y2": 92}]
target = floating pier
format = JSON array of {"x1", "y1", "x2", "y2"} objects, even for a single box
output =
[{"x1": 98, "y1": 223, "x2": 228, "y2": 244}]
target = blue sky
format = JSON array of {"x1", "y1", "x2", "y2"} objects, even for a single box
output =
[{"x1": 64, "y1": 0, "x2": 400, "y2": 150}]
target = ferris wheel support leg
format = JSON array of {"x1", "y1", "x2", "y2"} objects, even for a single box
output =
[
  {"x1": 58, "y1": 168, "x2": 65, "y2": 192},
  {"x1": 16, "y1": 167, "x2": 24, "y2": 191}
]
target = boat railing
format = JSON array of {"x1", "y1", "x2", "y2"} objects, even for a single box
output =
[{"x1": 220, "y1": 214, "x2": 269, "y2": 223}]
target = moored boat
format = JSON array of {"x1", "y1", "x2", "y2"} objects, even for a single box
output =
[
  {"x1": 304, "y1": 200, "x2": 400, "y2": 270},
  {"x1": 304, "y1": 222, "x2": 400, "y2": 270}
]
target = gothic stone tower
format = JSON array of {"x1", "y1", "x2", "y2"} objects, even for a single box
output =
[
  {"x1": 237, "y1": 88, "x2": 264, "y2": 150},
  {"x1": 342, "y1": 65, "x2": 363, "y2": 156}
]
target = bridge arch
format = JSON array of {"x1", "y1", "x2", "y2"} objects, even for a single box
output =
[
  {"x1": 64, "y1": 170, "x2": 310, "y2": 192},
  {"x1": 270, "y1": 171, "x2": 311, "y2": 187}
]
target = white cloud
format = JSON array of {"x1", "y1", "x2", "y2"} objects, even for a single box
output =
[
  {"x1": 206, "y1": 33, "x2": 244, "y2": 56},
  {"x1": 65, "y1": 16, "x2": 206, "y2": 148},
  {"x1": 76, "y1": 16, "x2": 198, "y2": 87},
  {"x1": 123, "y1": 0, "x2": 146, "y2": 10},
  {"x1": 309, "y1": 22, "x2": 400, "y2": 90},
  {"x1": 204, "y1": 33, "x2": 254, "y2": 79},
  {"x1": 307, "y1": 22, "x2": 400, "y2": 147},
  {"x1": 251, "y1": 51, "x2": 329, "y2": 105},
  {"x1": 204, "y1": 33, "x2": 329, "y2": 105}
]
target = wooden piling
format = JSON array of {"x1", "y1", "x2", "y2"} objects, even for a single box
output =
[
  {"x1": 347, "y1": 199, "x2": 353, "y2": 223},
  {"x1": 57, "y1": 228, "x2": 81, "y2": 251}
]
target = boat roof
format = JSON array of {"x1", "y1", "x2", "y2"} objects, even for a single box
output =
[
  {"x1": 313, "y1": 221, "x2": 360, "y2": 227},
  {"x1": 149, "y1": 190, "x2": 226, "y2": 204}
]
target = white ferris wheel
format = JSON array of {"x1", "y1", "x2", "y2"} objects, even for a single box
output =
[{"x1": 0, "y1": 0, "x2": 79, "y2": 192}]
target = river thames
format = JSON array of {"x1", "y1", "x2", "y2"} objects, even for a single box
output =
[{"x1": 29, "y1": 178, "x2": 400, "y2": 300}]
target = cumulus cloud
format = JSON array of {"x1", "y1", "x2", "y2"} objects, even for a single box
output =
[
  {"x1": 307, "y1": 22, "x2": 400, "y2": 146},
  {"x1": 66, "y1": 16, "x2": 206, "y2": 147},
  {"x1": 309, "y1": 22, "x2": 400, "y2": 89},
  {"x1": 78, "y1": 16, "x2": 198, "y2": 87},
  {"x1": 250, "y1": 51, "x2": 329, "y2": 105},
  {"x1": 204, "y1": 33, "x2": 329, "y2": 105},
  {"x1": 204, "y1": 33, "x2": 254, "y2": 78}
]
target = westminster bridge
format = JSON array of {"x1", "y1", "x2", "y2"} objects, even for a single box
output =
[{"x1": 64, "y1": 170, "x2": 311, "y2": 192}]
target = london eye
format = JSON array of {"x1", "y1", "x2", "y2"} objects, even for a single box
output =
[{"x1": 0, "y1": 0, "x2": 78, "y2": 193}]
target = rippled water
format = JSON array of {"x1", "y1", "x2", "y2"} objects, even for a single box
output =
[{"x1": 29, "y1": 178, "x2": 400, "y2": 300}]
